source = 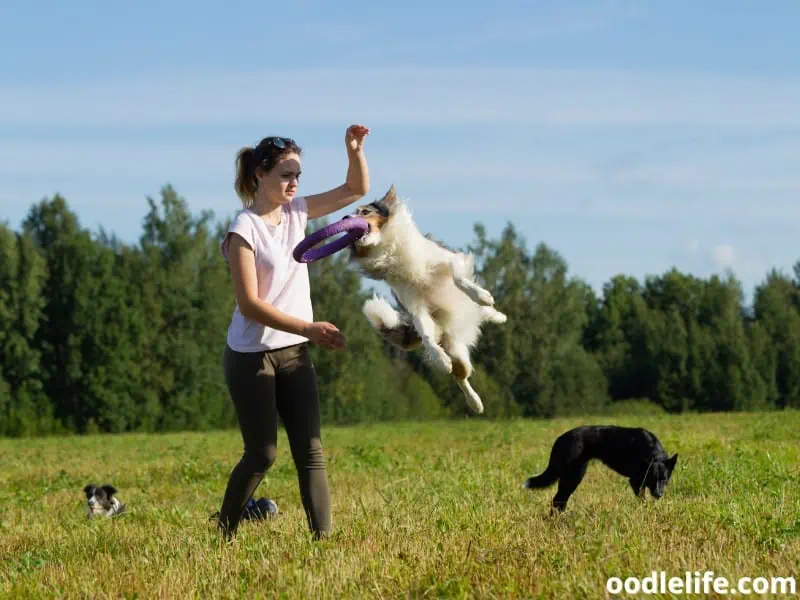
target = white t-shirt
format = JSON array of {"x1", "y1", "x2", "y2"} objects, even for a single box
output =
[{"x1": 220, "y1": 196, "x2": 313, "y2": 352}]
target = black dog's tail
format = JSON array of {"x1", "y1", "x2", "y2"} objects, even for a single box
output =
[{"x1": 523, "y1": 461, "x2": 559, "y2": 489}]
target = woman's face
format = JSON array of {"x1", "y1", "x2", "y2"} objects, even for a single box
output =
[{"x1": 255, "y1": 152, "x2": 301, "y2": 205}]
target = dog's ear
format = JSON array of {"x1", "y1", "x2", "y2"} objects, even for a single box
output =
[
  {"x1": 83, "y1": 484, "x2": 96, "y2": 495},
  {"x1": 102, "y1": 484, "x2": 118, "y2": 496},
  {"x1": 667, "y1": 453, "x2": 678, "y2": 471},
  {"x1": 381, "y1": 185, "x2": 398, "y2": 211}
]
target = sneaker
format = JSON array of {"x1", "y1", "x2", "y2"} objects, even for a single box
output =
[{"x1": 242, "y1": 497, "x2": 279, "y2": 521}]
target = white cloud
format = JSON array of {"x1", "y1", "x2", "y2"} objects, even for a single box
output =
[
  {"x1": 662, "y1": 239, "x2": 778, "y2": 299},
  {"x1": 0, "y1": 139, "x2": 589, "y2": 185},
  {"x1": 294, "y1": 22, "x2": 375, "y2": 44},
  {"x1": 711, "y1": 244, "x2": 765, "y2": 277},
  {"x1": 694, "y1": 243, "x2": 766, "y2": 280},
  {"x1": 2, "y1": 136, "x2": 799, "y2": 236},
  {"x1": 712, "y1": 244, "x2": 737, "y2": 268},
  {"x1": 599, "y1": 162, "x2": 800, "y2": 192},
  {"x1": 3, "y1": 132, "x2": 799, "y2": 196},
  {"x1": 0, "y1": 140, "x2": 238, "y2": 182},
  {"x1": 1, "y1": 68, "x2": 800, "y2": 127},
  {"x1": 595, "y1": 134, "x2": 800, "y2": 192},
  {"x1": 393, "y1": 0, "x2": 642, "y2": 49}
]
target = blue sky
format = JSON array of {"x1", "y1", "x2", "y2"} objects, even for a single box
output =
[{"x1": 2, "y1": 0, "x2": 799, "y2": 301}]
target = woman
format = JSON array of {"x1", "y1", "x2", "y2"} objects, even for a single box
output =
[{"x1": 217, "y1": 124, "x2": 370, "y2": 540}]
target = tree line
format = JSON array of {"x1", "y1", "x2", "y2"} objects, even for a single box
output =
[{"x1": 1, "y1": 186, "x2": 797, "y2": 436}]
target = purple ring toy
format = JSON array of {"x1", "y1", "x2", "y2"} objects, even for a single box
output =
[{"x1": 293, "y1": 216, "x2": 369, "y2": 263}]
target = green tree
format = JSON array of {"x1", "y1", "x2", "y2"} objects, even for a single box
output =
[
  {"x1": 0, "y1": 223, "x2": 55, "y2": 435},
  {"x1": 468, "y1": 223, "x2": 608, "y2": 417},
  {"x1": 752, "y1": 268, "x2": 800, "y2": 408},
  {"x1": 584, "y1": 275, "x2": 652, "y2": 402},
  {"x1": 137, "y1": 185, "x2": 234, "y2": 431},
  {"x1": 22, "y1": 196, "x2": 151, "y2": 432}
]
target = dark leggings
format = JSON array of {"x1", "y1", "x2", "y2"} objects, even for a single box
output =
[{"x1": 217, "y1": 342, "x2": 331, "y2": 539}]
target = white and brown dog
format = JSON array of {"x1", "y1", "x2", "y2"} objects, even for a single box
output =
[{"x1": 347, "y1": 185, "x2": 507, "y2": 414}]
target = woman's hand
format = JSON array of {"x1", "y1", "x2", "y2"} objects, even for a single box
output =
[
  {"x1": 345, "y1": 124, "x2": 369, "y2": 153},
  {"x1": 303, "y1": 125, "x2": 370, "y2": 219},
  {"x1": 304, "y1": 321, "x2": 346, "y2": 350}
]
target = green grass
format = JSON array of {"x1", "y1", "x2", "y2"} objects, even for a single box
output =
[{"x1": 1, "y1": 411, "x2": 798, "y2": 598}]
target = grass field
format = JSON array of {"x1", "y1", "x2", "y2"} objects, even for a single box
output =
[{"x1": 1, "y1": 411, "x2": 798, "y2": 599}]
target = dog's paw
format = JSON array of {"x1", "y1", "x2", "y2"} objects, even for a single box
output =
[
  {"x1": 466, "y1": 394, "x2": 484, "y2": 414},
  {"x1": 482, "y1": 306, "x2": 507, "y2": 324},
  {"x1": 474, "y1": 288, "x2": 495, "y2": 306},
  {"x1": 429, "y1": 348, "x2": 453, "y2": 373}
]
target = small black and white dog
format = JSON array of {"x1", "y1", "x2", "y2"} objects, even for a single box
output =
[
  {"x1": 346, "y1": 185, "x2": 507, "y2": 414},
  {"x1": 83, "y1": 483, "x2": 126, "y2": 519},
  {"x1": 523, "y1": 425, "x2": 678, "y2": 513}
]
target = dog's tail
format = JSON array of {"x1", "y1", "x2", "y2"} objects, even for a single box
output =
[
  {"x1": 523, "y1": 462, "x2": 559, "y2": 490},
  {"x1": 362, "y1": 295, "x2": 422, "y2": 350}
]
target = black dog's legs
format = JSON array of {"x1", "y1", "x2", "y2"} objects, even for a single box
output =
[
  {"x1": 629, "y1": 476, "x2": 647, "y2": 499},
  {"x1": 629, "y1": 477, "x2": 646, "y2": 499},
  {"x1": 551, "y1": 462, "x2": 588, "y2": 513}
]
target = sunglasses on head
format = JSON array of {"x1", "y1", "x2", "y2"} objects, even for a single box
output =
[{"x1": 262, "y1": 136, "x2": 295, "y2": 149}]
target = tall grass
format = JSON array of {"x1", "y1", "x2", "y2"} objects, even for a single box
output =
[{"x1": 1, "y1": 411, "x2": 798, "y2": 598}]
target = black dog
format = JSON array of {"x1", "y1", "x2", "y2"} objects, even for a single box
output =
[
  {"x1": 523, "y1": 425, "x2": 678, "y2": 512},
  {"x1": 83, "y1": 483, "x2": 126, "y2": 519}
]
